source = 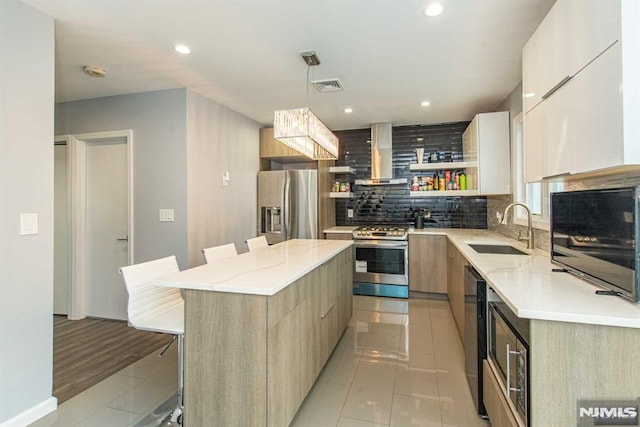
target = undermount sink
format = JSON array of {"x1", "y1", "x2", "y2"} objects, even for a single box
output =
[{"x1": 468, "y1": 243, "x2": 529, "y2": 256}]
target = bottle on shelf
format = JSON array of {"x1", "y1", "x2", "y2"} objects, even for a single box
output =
[{"x1": 433, "y1": 171, "x2": 439, "y2": 190}]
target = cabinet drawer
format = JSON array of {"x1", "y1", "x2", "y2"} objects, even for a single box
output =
[{"x1": 483, "y1": 360, "x2": 519, "y2": 427}]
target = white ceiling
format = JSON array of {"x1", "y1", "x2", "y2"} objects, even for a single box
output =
[{"x1": 24, "y1": 0, "x2": 554, "y2": 130}]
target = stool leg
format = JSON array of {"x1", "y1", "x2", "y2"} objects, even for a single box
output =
[{"x1": 169, "y1": 334, "x2": 184, "y2": 424}]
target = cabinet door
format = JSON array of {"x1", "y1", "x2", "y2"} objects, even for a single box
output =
[
  {"x1": 477, "y1": 112, "x2": 510, "y2": 194},
  {"x1": 523, "y1": 0, "x2": 620, "y2": 113},
  {"x1": 446, "y1": 240, "x2": 465, "y2": 342},
  {"x1": 409, "y1": 235, "x2": 447, "y2": 294},
  {"x1": 525, "y1": 42, "x2": 623, "y2": 180},
  {"x1": 260, "y1": 127, "x2": 305, "y2": 158}
]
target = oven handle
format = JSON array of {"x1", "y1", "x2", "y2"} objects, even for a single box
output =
[
  {"x1": 354, "y1": 240, "x2": 408, "y2": 249},
  {"x1": 506, "y1": 343, "x2": 522, "y2": 395}
]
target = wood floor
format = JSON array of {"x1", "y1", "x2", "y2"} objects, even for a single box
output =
[{"x1": 53, "y1": 315, "x2": 172, "y2": 404}]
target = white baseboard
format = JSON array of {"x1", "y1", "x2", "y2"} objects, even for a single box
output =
[{"x1": 0, "y1": 397, "x2": 57, "y2": 427}]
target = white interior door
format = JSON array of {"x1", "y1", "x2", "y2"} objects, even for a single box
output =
[
  {"x1": 85, "y1": 138, "x2": 129, "y2": 320},
  {"x1": 54, "y1": 142, "x2": 70, "y2": 315}
]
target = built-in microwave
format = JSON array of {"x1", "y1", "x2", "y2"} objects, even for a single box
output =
[{"x1": 487, "y1": 288, "x2": 530, "y2": 425}]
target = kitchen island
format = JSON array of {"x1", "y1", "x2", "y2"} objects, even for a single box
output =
[{"x1": 155, "y1": 239, "x2": 353, "y2": 426}]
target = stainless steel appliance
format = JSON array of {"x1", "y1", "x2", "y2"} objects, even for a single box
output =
[
  {"x1": 352, "y1": 225, "x2": 409, "y2": 298},
  {"x1": 487, "y1": 287, "x2": 529, "y2": 425},
  {"x1": 464, "y1": 266, "x2": 488, "y2": 418},
  {"x1": 257, "y1": 170, "x2": 317, "y2": 245},
  {"x1": 353, "y1": 123, "x2": 407, "y2": 186}
]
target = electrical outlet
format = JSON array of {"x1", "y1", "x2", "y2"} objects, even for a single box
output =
[{"x1": 347, "y1": 209, "x2": 354, "y2": 218}]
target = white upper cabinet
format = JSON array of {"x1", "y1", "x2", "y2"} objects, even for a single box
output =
[
  {"x1": 463, "y1": 112, "x2": 511, "y2": 195},
  {"x1": 523, "y1": 0, "x2": 640, "y2": 182},
  {"x1": 523, "y1": 0, "x2": 620, "y2": 114}
]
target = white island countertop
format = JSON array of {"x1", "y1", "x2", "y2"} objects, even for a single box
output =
[
  {"x1": 410, "y1": 228, "x2": 640, "y2": 329},
  {"x1": 153, "y1": 239, "x2": 352, "y2": 296}
]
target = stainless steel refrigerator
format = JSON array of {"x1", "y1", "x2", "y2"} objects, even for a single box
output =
[{"x1": 257, "y1": 170, "x2": 318, "y2": 245}]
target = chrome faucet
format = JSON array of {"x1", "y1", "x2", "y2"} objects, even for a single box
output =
[{"x1": 499, "y1": 202, "x2": 534, "y2": 249}]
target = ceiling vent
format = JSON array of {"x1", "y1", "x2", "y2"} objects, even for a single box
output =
[{"x1": 311, "y1": 78, "x2": 344, "y2": 93}]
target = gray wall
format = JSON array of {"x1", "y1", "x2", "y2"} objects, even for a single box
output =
[
  {"x1": 186, "y1": 90, "x2": 260, "y2": 265},
  {"x1": 0, "y1": 0, "x2": 55, "y2": 422},
  {"x1": 55, "y1": 89, "x2": 189, "y2": 267}
]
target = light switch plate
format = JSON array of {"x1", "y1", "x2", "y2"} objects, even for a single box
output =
[
  {"x1": 159, "y1": 209, "x2": 175, "y2": 222},
  {"x1": 20, "y1": 213, "x2": 38, "y2": 235},
  {"x1": 347, "y1": 209, "x2": 354, "y2": 218}
]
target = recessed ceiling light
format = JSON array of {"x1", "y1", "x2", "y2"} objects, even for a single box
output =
[
  {"x1": 173, "y1": 44, "x2": 191, "y2": 55},
  {"x1": 524, "y1": 92, "x2": 535, "y2": 98},
  {"x1": 421, "y1": 101, "x2": 431, "y2": 107},
  {"x1": 424, "y1": 3, "x2": 444, "y2": 17},
  {"x1": 417, "y1": 137, "x2": 424, "y2": 142},
  {"x1": 344, "y1": 108, "x2": 353, "y2": 114}
]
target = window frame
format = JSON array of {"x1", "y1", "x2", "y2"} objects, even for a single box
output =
[{"x1": 512, "y1": 112, "x2": 562, "y2": 231}]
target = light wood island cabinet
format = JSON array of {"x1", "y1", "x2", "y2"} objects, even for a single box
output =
[
  {"x1": 408, "y1": 234, "x2": 447, "y2": 294},
  {"x1": 181, "y1": 244, "x2": 352, "y2": 426}
]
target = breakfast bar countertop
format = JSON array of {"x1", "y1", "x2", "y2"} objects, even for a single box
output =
[{"x1": 153, "y1": 239, "x2": 352, "y2": 296}]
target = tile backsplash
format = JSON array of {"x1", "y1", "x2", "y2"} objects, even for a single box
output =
[{"x1": 334, "y1": 122, "x2": 487, "y2": 228}]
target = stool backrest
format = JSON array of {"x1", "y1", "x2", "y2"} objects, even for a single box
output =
[
  {"x1": 119, "y1": 256, "x2": 181, "y2": 328},
  {"x1": 246, "y1": 236, "x2": 268, "y2": 251},
  {"x1": 202, "y1": 243, "x2": 237, "y2": 264}
]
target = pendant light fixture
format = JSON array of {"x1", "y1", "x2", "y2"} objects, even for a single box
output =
[{"x1": 273, "y1": 51, "x2": 339, "y2": 160}]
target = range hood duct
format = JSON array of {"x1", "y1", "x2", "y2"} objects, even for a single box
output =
[{"x1": 355, "y1": 122, "x2": 407, "y2": 185}]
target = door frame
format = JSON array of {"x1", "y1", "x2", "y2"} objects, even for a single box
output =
[
  {"x1": 64, "y1": 130, "x2": 134, "y2": 319},
  {"x1": 53, "y1": 136, "x2": 72, "y2": 316}
]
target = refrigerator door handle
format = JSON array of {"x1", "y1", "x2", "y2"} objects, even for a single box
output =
[{"x1": 283, "y1": 172, "x2": 290, "y2": 240}]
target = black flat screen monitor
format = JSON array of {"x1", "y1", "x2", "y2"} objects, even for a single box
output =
[{"x1": 550, "y1": 187, "x2": 640, "y2": 302}]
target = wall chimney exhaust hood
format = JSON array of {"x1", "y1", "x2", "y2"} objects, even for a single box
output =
[{"x1": 355, "y1": 122, "x2": 407, "y2": 185}]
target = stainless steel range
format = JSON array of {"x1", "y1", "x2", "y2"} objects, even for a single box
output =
[{"x1": 352, "y1": 225, "x2": 409, "y2": 299}]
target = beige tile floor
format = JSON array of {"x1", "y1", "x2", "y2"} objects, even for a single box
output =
[
  {"x1": 30, "y1": 296, "x2": 489, "y2": 427},
  {"x1": 291, "y1": 296, "x2": 489, "y2": 427}
]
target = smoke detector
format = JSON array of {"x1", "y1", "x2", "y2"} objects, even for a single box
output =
[
  {"x1": 83, "y1": 65, "x2": 107, "y2": 78},
  {"x1": 311, "y1": 78, "x2": 344, "y2": 93}
]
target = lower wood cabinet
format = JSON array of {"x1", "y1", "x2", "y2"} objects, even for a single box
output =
[
  {"x1": 483, "y1": 360, "x2": 518, "y2": 427},
  {"x1": 446, "y1": 240, "x2": 466, "y2": 343},
  {"x1": 183, "y1": 247, "x2": 353, "y2": 426},
  {"x1": 408, "y1": 234, "x2": 447, "y2": 294}
]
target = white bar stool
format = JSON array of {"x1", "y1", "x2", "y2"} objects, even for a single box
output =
[
  {"x1": 119, "y1": 255, "x2": 184, "y2": 425},
  {"x1": 202, "y1": 243, "x2": 237, "y2": 264},
  {"x1": 245, "y1": 235, "x2": 268, "y2": 252}
]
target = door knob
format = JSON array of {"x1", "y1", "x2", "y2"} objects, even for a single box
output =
[{"x1": 116, "y1": 236, "x2": 128, "y2": 242}]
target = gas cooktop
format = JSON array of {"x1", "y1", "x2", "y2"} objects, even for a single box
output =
[{"x1": 352, "y1": 225, "x2": 408, "y2": 240}]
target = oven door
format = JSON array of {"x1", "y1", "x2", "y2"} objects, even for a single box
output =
[
  {"x1": 488, "y1": 302, "x2": 529, "y2": 425},
  {"x1": 353, "y1": 240, "x2": 408, "y2": 286}
]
